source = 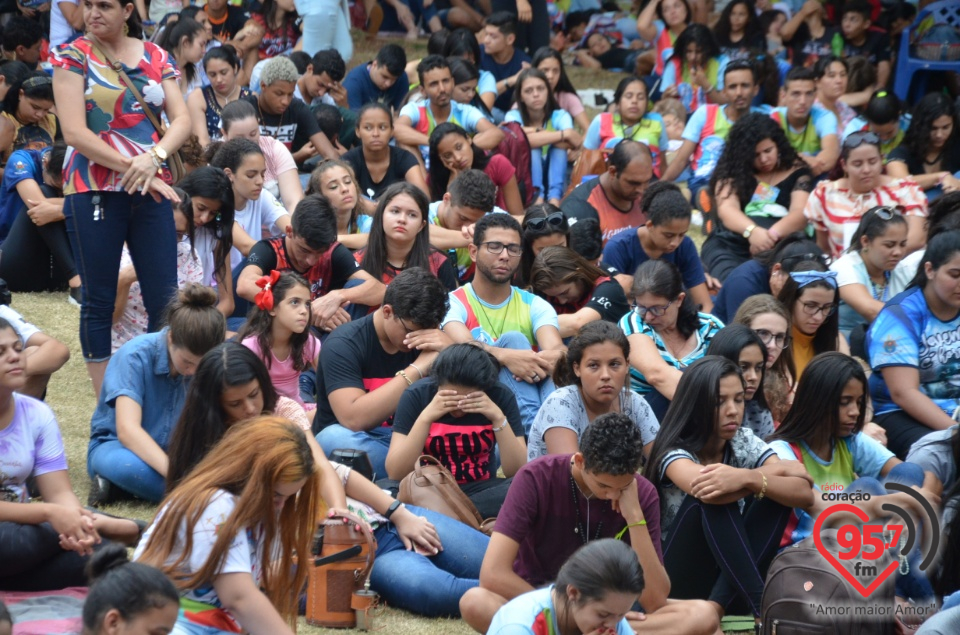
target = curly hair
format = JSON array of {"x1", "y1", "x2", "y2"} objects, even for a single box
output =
[
  {"x1": 580, "y1": 412, "x2": 644, "y2": 476},
  {"x1": 710, "y1": 112, "x2": 802, "y2": 209},
  {"x1": 713, "y1": 0, "x2": 761, "y2": 49},
  {"x1": 903, "y1": 93, "x2": 959, "y2": 162}
]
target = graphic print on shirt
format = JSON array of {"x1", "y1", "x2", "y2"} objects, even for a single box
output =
[{"x1": 424, "y1": 422, "x2": 495, "y2": 483}]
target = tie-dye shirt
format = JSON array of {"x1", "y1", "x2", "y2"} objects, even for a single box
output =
[
  {"x1": 0, "y1": 395, "x2": 68, "y2": 504},
  {"x1": 50, "y1": 38, "x2": 179, "y2": 195}
]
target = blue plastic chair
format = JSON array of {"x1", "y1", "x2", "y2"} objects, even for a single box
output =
[{"x1": 892, "y1": 0, "x2": 960, "y2": 103}]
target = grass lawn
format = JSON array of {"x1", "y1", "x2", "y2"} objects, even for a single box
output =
[{"x1": 16, "y1": 31, "x2": 734, "y2": 635}]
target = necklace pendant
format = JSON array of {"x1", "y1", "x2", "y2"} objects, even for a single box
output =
[{"x1": 574, "y1": 526, "x2": 579, "y2": 534}]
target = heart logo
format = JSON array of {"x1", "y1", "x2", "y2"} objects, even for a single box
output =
[{"x1": 813, "y1": 503, "x2": 899, "y2": 598}]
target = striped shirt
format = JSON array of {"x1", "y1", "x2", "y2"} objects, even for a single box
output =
[
  {"x1": 618, "y1": 310, "x2": 725, "y2": 394},
  {"x1": 803, "y1": 177, "x2": 926, "y2": 258}
]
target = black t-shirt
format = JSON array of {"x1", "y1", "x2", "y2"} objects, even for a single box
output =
[
  {"x1": 392, "y1": 377, "x2": 524, "y2": 484},
  {"x1": 343, "y1": 145, "x2": 420, "y2": 202},
  {"x1": 246, "y1": 237, "x2": 360, "y2": 300},
  {"x1": 207, "y1": 6, "x2": 249, "y2": 43},
  {"x1": 842, "y1": 31, "x2": 890, "y2": 65},
  {"x1": 790, "y1": 25, "x2": 841, "y2": 68},
  {"x1": 888, "y1": 142, "x2": 960, "y2": 179},
  {"x1": 547, "y1": 277, "x2": 630, "y2": 325},
  {"x1": 596, "y1": 46, "x2": 634, "y2": 70},
  {"x1": 243, "y1": 95, "x2": 320, "y2": 154},
  {"x1": 315, "y1": 314, "x2": 419, "y2": 432}
]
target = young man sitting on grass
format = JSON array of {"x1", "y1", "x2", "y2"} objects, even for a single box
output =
[{"x1": 459, "y1": 412, "x2": 721, "y2": 635}]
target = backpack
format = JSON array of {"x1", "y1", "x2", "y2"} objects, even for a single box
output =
[
  {"x1": 760, "y1": 528, "x2": 895, "y2": 635},
  {"x1": 495, "y1": 121, "x2": 534, "y2": 207}
]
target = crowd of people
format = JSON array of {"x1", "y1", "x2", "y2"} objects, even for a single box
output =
[{"x1": 1, "y1": 0, "x2": 960, "y2": 633}]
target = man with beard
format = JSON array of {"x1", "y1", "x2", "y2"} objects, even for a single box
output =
[
  {"x1": 442, "y1": 214, "x2": 565, "y2": 433},
  {"x1": 660, "y1": 59, "x2": 763, "y2": 200},
  {"x1": 561, "y1": 140, "x2": 654, "y2": 246},
  {"x1": 394, "y1": 55, "x2": 503, "y2": 169}
]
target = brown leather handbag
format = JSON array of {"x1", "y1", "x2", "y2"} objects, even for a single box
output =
[
  {"x1": 398, "y1": 455, "x2": 495, "y2": 534},
  {"x1": 565, "y1": 148, "x2": 609, "y2": 197},
  {"x1": 305, "y1": 511, "x2": 378, "y2": 629}
]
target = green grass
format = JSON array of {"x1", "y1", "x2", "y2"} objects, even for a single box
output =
[{"x1": 15, "y1": 32, "x2": 731, "y2": 635}]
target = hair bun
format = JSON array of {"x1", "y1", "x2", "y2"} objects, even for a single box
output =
[
  {"x1": 86, "y1": 544, "x2": 131, "y2": 583},
  {"x1": 179, "y1": 283, "x2": 219, "y2": 309}
]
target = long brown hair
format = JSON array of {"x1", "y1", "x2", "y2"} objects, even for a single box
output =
[
  {"x1": 137, "y1": 417, "x2": 322, "y2": 628},
  {"x1": 529, "y1": 245, "x2": 606, "y2": 299}
]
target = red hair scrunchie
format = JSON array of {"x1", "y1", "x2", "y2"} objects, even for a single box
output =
[{"x1": 254, "y1": 270, "x2": 281, "y2": 311}]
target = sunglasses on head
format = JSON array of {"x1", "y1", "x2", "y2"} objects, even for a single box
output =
[
  {"x1": 842, "y1": 130, "x2": 880, "y2": 151},
  {"x1": 870, "y1": 205, "x2": 904, "y2": 221},
  {"x1": 779, "y1": 252, "x2": 832, "y2": 269},
  {"x1": 524, "y1": 211, "x2": 566, "y2": 231}
]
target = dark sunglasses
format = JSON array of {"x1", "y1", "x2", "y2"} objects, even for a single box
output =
[
  {"x1": 524, "y1": 212, "x2": 566, "y2": 231},
  {"x1": 779, "y1": 252, "x2": 833, "y2": 269},
  {"x1": 842, "y1": 131, "x2": 880, "y2": 151},
  {"x1": 869, "y1": 205, "x2": 904, "y2": 221}
]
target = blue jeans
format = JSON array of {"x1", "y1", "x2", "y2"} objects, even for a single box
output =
[
  {"x1": 495, "y1": 331, "x2": 555, "y2": 436},
  {"x1": 848, "y1": 462, "x2": 933, "y2": 603},
  {"x1": 371, "y1": 505, "x2": 486, "y2": 616},
  {"x1": 87, "y1": 439, "x2": 166, "y2": 503},
  {"x1": 64, "y1": 191, "x2": 178, "y2": 361},
  {"x1": 317, "y1": 425, "x2": 392, "y2": 480},
  {"x1": 530, "y1": 145, "x2": 568, "y2": 202}
]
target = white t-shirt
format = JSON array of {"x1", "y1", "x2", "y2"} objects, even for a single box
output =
[
  {"x1": 232, "y1": 188, "x2": 289, "y2": 270},
  {"x1": 0, "y1": 304, "x2": 40, "y2": 345},
  {"x1": 135, "y1": 490, "x2": 267, "y2": 631},
  {"x1": 50, "y1": 0, "x2": 80, "y2": 48}
]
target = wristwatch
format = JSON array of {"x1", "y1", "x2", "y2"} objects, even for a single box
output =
[
  {"x1": 743, "y1": 224, "x2": 757, "y2": 239},
  {"x1": 154, "y1": 145, "x2": 168, "y2": 162}
]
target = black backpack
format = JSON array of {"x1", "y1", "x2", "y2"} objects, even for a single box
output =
[{"x1": 761, "y1": 529, "x2": 896, "y2": 635}]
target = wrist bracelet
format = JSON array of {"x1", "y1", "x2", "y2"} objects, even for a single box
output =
[
  {"x1": 384, "y1": 499, "x2": 403, "y2": 520},
  {"x1": 615, "y1": 520, "x2": 647, "y2": 539},
  {"x1": 395, "y1": 369, "x2": 413, "y2": 386},
  {"x1": 408, "y1": 362, "x2": 423, "y2": 379},
  {"x1": 491, "y1": 418, "x2": 509, "y2": 433},
  {"x1": 757, "y1": 472, "x2": 768, "y2": 500}
]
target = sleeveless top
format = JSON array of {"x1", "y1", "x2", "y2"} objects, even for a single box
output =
[{"x1": 202, "y1": 85, "x2": 253, "y2": 141}]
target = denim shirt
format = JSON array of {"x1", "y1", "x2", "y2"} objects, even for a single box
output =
[{"x1": 88, "y1": 328, "x2": 188, "y2": 454}]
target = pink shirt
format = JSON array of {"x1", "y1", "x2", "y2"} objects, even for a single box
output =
[
  {"x1": 259, "y1": 135, "x2": 297, "y2": 199},
  {"x1": 242, "y1": 334, "x2": 320, "y2": 407}
]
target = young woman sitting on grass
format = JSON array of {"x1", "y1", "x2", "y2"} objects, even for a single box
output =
[
  {"x1": 0, "y1": 317, "x2": 143, "y2": 592},
  {"x1": 647, "y1": 355, "x2": 814, "y2": 623}
]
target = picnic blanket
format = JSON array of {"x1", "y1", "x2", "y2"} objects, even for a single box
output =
[{"x1": 0, "y1": 587, "x2": 86, "y2": 635}]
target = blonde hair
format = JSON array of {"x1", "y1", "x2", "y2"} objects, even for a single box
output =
[{"x1": 137, "y1": 417, "x2": 322, "y2": 628}]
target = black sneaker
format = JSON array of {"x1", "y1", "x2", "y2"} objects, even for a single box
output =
[
  {"x1": 68, "y1": 286, "x2": 82, "y2": 307},
  {"x1": 87, "y1": 475, "x2": 118, "y2": 508}
]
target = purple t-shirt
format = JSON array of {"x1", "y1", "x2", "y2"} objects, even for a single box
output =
[
  {"x1": 495, "y1": 453, "x2": 663, "y2": 586},
  {"x1": 0, "y1": 395, "x2": 68, "y2": 503}
]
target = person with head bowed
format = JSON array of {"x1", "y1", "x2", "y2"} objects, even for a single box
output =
[
  {"x1": 776, "y1": 263, "x2": 848, "y2": 381},
  {"x1": 619, "y1": 259, "x2": 724, "y2": 419},
  {"x1": 87, "y1": 285, "x2": 226, "y2": 506},
  {"x1": 187, "y1": 45, "x2": 251, "y2": 148},
  {"x1": 527, "y1": 321, "x2": 659, "y2": 462},
  {"x1": 868, "y1": 230, "x2": 960, "y2": 460},
  {"x1": 530, "y1": 246, "x2": 631, "y2": 339},
  {"x1": 51, "y1": 0, "x2": 192, "y2": 397},
  {"x1": 647, "y1": 356, "x2": 814, "y2": 624},
  {"x1": 316, "y1": 267, "x2": 452, "y2": 479},
  {"x1": 829, "y1": 205, "x2": 908, "y2": 337},
  {"x1": 460, "y1": 411, "x2": 720, "y2": 635},
  {"x1": 0, "y1": 317, "x2": 143, "y2": 592},
  {"x1": 135, "y1": 417, "x2": 321, "y2": 635},
  {"x1": 486, "y1": 539, "x2": 646, "y2": 635},
  {"x1": 516, "y1": 203, "x2": 569, "y2": 288},
  {"x1": 700, "y1": 113, "x2": 812, "y2": 283},
  {"x1": 887, "y1": 93, "x2": 960, "y2": 201}
]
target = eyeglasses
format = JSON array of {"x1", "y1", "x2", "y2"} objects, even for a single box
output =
[
  {"x1": 631, "y1": 300, "x2": 674, "y2": 318},
  {"x1": 870, "y1": 205, "x2": 904, "y2": 221},
  {"x1": 482, "y1": 241, "x2": 523, "y2": 257},
  {"x1": 800, "y1": 301, "x2": 837, "y2": 317},
  {"x1": 524, "y1": 212, "x2": 566, "y2": 231},
  {"x1": 842, "y1": 130, "x2": 880, "y2": 151},
  {"x1": 397, "y1": 316, "x2": 415, "y2": 335},
  {"x1": 754, "y1": 329, "x2": 789, "y2": 350}
]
